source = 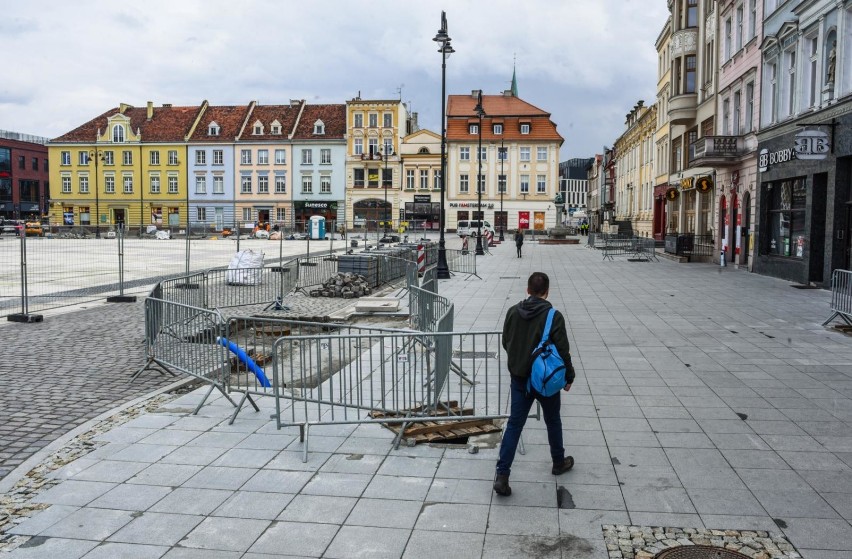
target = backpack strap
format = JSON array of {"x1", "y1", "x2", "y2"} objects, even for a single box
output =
[{"x1": 540, "y1": 308, "x2": 556, "y2": 345}]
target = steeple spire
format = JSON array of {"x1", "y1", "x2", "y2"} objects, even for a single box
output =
[{"x1": 511, "y1": 54, "x2": 518, "y2": 97}]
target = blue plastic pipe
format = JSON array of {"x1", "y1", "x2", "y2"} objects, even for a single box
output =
[{"x1": 217, "y1": 337, "x2": 272, "y2": 388}]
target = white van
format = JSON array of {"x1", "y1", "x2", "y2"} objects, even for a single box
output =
[{"x1": 457, "y1": 220, "x2": 495, "y2": 238}]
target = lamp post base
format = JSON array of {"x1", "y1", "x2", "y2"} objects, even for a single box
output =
[
  {"x1": 475, "y1": 236, "x2": 485, "y2": 256},
  {"x1": 498, "y1": 228, "x2": 505, "y2": 242},
  {"x1": 436, "y1": 241, "x2": 451, "y2": 279}
]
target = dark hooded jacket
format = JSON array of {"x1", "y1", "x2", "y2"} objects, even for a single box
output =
[{"x1": 502, "y1": 296, "x2": 575, "y2": 384}]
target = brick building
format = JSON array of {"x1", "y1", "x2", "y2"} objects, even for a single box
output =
[{"x1": 0, "y1": 131, "x2": 50, "y2": 222}]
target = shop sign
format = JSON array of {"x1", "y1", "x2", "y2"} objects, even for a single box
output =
[
  {"x1": 518, "y1": 211, "x2": 530, "y2": 229},
  {"x1": 665, "y1": 187, "x2": 679, "y2": 201},
  {"x1": 758, "y1": 147, "x2": 796, "y2": 172},
  {"x1": 696, "y1": 176, "x2": 713, "y2": 192},
  {"x1": 680, "y1": 177, "x2": 694, "y2": 190},
  {"x1": 793, "y1": 130, "x2": 830, "y2": 160},
  {"x1": 449, "y1": 202, "x2": 495, "y2": 209},
  {"x1": 297, "y1": 201, "x2": 337, "y2": 210},
  {"x1": 63, "y1": 212, "x2": 74, "y2": 225},
  {"x1": 413, "y1": 195, "x2": 431, "y2": 203}
]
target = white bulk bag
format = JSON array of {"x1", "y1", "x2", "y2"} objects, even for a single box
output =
[{"x1": 226, "y1": 250, "x2": 264, "y2": 285}]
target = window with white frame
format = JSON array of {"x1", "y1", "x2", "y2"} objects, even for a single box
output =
[
  {"x1": 498, "y1": 174, "x2": 507, "y2": 193},
  {"x1": 808, "y1": 37, "x2": 818, "y2": 108},
  {"x1": 61, "y1": 151, "x2": 71, "y2": 165},
  {"x1": 258, "y1": 150, "x2": 269, "y2": 165},
  {"x1": 383, "y1": 139, "x2": 392, "y2": 156},
  {"x1": 258, "y1": 175, "x2": 269, "y2": 193},
  {"x1": 368, "y1": 113, "x2": 378, "y2": 128},
  {"x1": 735, "y1": 4, "x2": 743, "y2": 51},
  {"x1": 354, "y1": 139, "x2": 363, "y2": 155},
  {"x1": 725, "y1": 17, "x2": 732, "y2": 60},
  {"x1": 196, "y1": 207, "x2": 206, "y2": 221},
  {"x1": 253, "y1": 121, "x2": 263, "y2": 135},
  {"x1": 537, "y1": 147, "x2": 547, "y2": 161},
  {"x1": 368, "y1": 139, "x2": 378, "y2": 155},
  {"x1": 745, "y1": 82, "x2": 755, "y2": 132},
  {"x1": 276, "y1": 208, "x2": 286, "y2": 221},
  {"x1": 314, "y1": 120, "x2": 325, "y2": 135},
  {"x1": 241, "y1": 175, "x2": 252, "y2": 194},
  {"x1": 241, "y1": 149, "x2": 251, "y2": 165},
  {"x1": 242, "y1": 207, "x2": 251, "y2": 221},
  {"x1": 79, "y1": 175, "x2": 89, "y2": 193},
  {"x1": 274, "y1": 149, "x2": 286, "y2": 164},
  {"x1": 271, "y1": 122, "x2": 281, "y2": 135},
  {"x1": 785, "y1": 49, "x2": 796, "y2": 117},
  {"x1": 420, "y1": 170, "x2": 429, "y2": 190},
  {"x1": 79, "y1": 151, "x2": 89, "y2": 165},
  {"x1": 213, "y1": 175, "x2": 224, "y2": 194},
  {"x1": 150, "y1": 175, "x2": 160, "y2": 193},
  {"x1": 722, "y1": 99, "x2": 731, "y2": 134},
  {"x1": 520, "y1": 123, "x2": 530, "y2": 134},
  {"x1": 406, "y1": 169, "x2": 415, "y2": 189},
  {"x1": 105, "y1": 176, "x2": 115, "y2": 193},
  {"x1": 477, "y1": 174, "x2": 485, "y2": 193},
  {"x1": 320, "y1": 149, "x2": 331, "y2": 164},
  {"x1": 498, "y1": 147, "x2": 507, "y2": 160},
  {"x1": 520, "y1": 174, "x2": 530, "y2": 193},
  {"x1": 62, "y1": 175, "x2": 71, "y2": 193},
  {"x1": 459, "y1": 174, "x2": 469, "y2": 193},
  {"x1": 196, "y1": 175, "x2": 206, "y2": 194},
  {"x1": 275, "y1": 174, "x2": 286, "y2": 193},
  {"x1": 478, "y1": 147, "x2": 486, "y2": 161},
  {"x1": 123, "y1": 175, "x2": 133, "y2": 194},
  {"x1": 150, "y1": 151, "x2": 160, "y2": 165},
  {"x1": 196, "y1": 150, "x2": 206, "y2": 165},
  {"x1": 493, "y1": 124, "x2": 503, "y2": 134},
  {"x1": 301, "y1": 176, "x2": 312, "y2": 193},
  {"x1": 168, "y1": 175, "x2": 178, "y2": 193},
  {"x1": 123, "y1": 151, "x2": 132, "y2": 165},
  {"x1": 433, "y1": 170, "x2": 441, "y2": 190},
  {"x1": 112, "y1": 124, "x2": 125, "y2": 143},
  {"x1": 459, "y1": 147, "x2": 470, "y2": 160},
  {"x1": 103, "y1": 151, "x2": 114, "y2": 165},
  {"x1": 536, "y1": 175, "x2": 546, "y2": 194},
  {"x1": 748, "y1": 0, "x2": 756, "y2": 40},
  {"x1": 685, "y1": 55, "x2": 696, "y2": 92},
  {"x1": 208, "y1": 122, "x2": 220, "y2": 136},
  {"x1": 766, "y1": 62, "x2": 777, "y2": 123},
  {"x1": 383, "y1": 113, "x2": 392, "y2": 128},
  {"x1": 469, "y1": 124, "x2": 478, "y2": 135},
  {"x1": 354, "y1": 113, "x2": 363, "y2": 128},
  {"x1": 213, "y1": 150, "x2": 223, "y2": 165},
  {"x1": 301, "y1": 150, "x2": 312, "y2": 164},
  {"x1": 733, "y1": 91, "x2": 742, "y2": 135},
  {"x1": 168, "y1": 150, "x2": 178, "y2": 165},
  {"x1": 520, "y1": 147, "x2": 531, "y2": 161},
  {"x1": 320, "y1": 176, "x2": 331, "y2": 193}
]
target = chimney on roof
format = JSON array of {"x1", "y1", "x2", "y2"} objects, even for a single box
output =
[
  {"x1": 147, "y1": 101, "x2": 154, "y2": 121},
  {"x1": 471, "y1": 89, "x2": 482, "y2": 99},
  {"x1": 503, "y1": 90, "x2": 513, "y2": 97},
  {"x1": 162, "y1": 103, "x2": 172, "y2": 108},
  {"x1": 119, "y1": 103, "x2": 130, "y2": 114},
  {"x1": 290, "y1": 99, "x2": 301, "y2": 107}
]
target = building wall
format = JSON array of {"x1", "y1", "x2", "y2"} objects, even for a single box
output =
[
  {"x1": 188, "y1": 144, "x2": 236, "y2": 230},
  {"x1": 0, "y1": 136, "x2": 49, "y2": 221}
]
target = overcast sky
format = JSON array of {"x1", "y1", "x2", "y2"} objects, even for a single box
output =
[{"x1": 1, "y1": 0, "x2": 668, "y2": 159}]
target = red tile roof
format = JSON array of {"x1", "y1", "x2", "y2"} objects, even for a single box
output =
[
  {"x1": 238, "y1": 103, "x2": 303, "y2": 141},
  {"x1": 188, "y1": 104, "x2": 252, "y2": 142},
  {"x1": 446, "y1": 94, "x2": 563, "y2": 144},
  {"x1": 51, "y1": 104, "x2": 204, "y2": 143},
  {"x1": 291, "y1": 104, "x2": 346, "y2": 140}
]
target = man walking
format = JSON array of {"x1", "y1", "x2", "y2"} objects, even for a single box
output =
[
  {"x1": 494, "y1": 272, "x2": 575, "y2": 496},
  {"x1": 514, "y1": 229, "x2": 524, "y2": 258}
]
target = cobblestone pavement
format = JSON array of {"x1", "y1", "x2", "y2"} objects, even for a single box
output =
[{"x1": 0, "y1": 300, "x2": 177, "y2": 481}]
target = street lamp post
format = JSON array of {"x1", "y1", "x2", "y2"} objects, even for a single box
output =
[
  {"x1": 433, "y1": 11, "x2": 454, "y2": 279},
  {"x1": 499, "y1": 141, "x2": 506, "y2": 241},
  {"x1": 88, "y1": 148, "x2": 103, "y2": 238},
  {"x1": 381, "y1": 147, "x2": 393, "y2": 240},
  {"x1": 474, "y1": 93, "x2": 486, "y2": 256}
]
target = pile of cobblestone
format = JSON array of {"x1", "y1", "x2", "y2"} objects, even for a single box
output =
[
  {"x1": 0, "y1": 393, "x2": 178, "y2": 553},
  {"x1": 602, "y1": 525, "x2": 800, "y2": 559},
  {"x1": 310, "y1": 273, "x2": 373, "y2": 299}
]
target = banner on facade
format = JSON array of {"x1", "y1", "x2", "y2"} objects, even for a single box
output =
[
  {"x1": 518, "y1": 211, "x2": 530, "y2": 229},
  {"x1": 533, "y1": 212, "x2": 545, "y2": 230},
  {"x1": 413, "y1": 195, "x2": 431, "y2": 203}
]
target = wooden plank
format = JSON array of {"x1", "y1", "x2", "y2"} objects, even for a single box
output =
[{"x1": 404, "y1": 419, "x2": 495, "y2": 437}]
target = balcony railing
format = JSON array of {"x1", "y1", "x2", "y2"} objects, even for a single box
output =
[{"x1": 689, "y1": 136, "x2": 747, "y2": 165}]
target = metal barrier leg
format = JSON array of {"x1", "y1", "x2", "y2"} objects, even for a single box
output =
[
  {"x1": 193, "y1": 383, "x2": 238, "y2": 415},
  {"x1": 823, "y1": 311, "x2": 852, "y2": 327},
  {"x1": 518, "y1": 433, "x2": 526, "y2": 456},
  {"x1": 228, "y1": 390, "x2": 262, "y2": 425},
  {"x1": 302, "y1": 423, "x2": 310, "y2": 463},
  {"x1": 129, "y1": 358, "x2": 178, "y2": 383}
]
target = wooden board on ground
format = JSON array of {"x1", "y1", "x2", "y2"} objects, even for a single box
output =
[{"x1": 369, "y1": 402, "x2": 500, "y2": 443}]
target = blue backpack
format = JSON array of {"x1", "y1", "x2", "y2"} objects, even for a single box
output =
[{"x1": 526, "y1": 308, "x2": 567, "y2": 397}]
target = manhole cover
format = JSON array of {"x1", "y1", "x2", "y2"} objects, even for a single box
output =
[{"x1": 654, "y1": 546, "x2": 751, "y2": 559}]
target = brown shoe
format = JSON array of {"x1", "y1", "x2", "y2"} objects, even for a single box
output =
[
  {"x1": 552, "y1": 456, "x2": 574, "y2": 475},
  {"x1": 493, "y1": 474, "x2": 511, "y2": 496}
]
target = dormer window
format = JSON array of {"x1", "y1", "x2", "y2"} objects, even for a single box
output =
[
  {"x1": 469, "y1": 124, "x2": 479, "y2": 134},
  {"x1": 271, "y1": 120, "x2": 282, "y2": 135},
  {"x1": 313, "y1": 120, "x2": 325, "y2": 135},
  {"x1": 520, "y1": 123, "x2": 531, "y2": 134},
  {"x1": 418, "y1": 147, "x2": 430, "y2": 154},
  {"x1": 112, "y1": 124, "x2": 125, "y2": 143},
  {"x1": 493, "y1": 124, "x2": 503, "y2": 134},
  {"x1": 208, "y1": 122, "x2": 220, "y2": 136},
  {"x1": 252, "y1": 120, "x2": 264, "y2": 135}
]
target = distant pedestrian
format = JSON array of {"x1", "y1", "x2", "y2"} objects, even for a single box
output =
[
  {"x1": 514, "y1": 229, "x2": 524, "y2": 258},
  {"x1": 494, "y1": 272, "x2": 575, "y2": 497}
]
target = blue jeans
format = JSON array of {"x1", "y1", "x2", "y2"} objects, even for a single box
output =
[{"x1": 496, "y1": 376, "x2": 564, "y2": 476}]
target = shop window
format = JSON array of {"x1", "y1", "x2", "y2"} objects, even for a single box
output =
[{"x1": 763, "y1": 178, "x2": 806, "y2": 258}]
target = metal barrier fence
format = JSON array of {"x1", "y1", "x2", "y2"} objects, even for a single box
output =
[
  {"x1": 823, "y1": 269, "x2": 852, "y2": 327},
  {"x1": 664, "y1": 234, "x2": 715, "y2": 261},
  {"x1": 272, "y1": 330, "x2": 507, "y2": 460},
  {"x1": 445, "y1": 249, "x2": 478, "y2": 276},
  {"x1": 599, "y1": 235, "x2": 658, "y2": 262}
]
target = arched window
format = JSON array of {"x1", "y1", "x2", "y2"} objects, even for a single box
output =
[
  {"x1": 112, "y1": 124, "x2": 125, "y2": 143},
  {"x1": 418, "y1": 147, "x2": 430, "y2": 154},
  {"x1": 208, "y1": 122, "x2": 220, "y2": 136},
  {"x1": 313, "y1": 120, "x2": 325, "y2": 135}
]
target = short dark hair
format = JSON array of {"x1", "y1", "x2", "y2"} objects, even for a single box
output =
[{"x1": 527, "y1": 272, "x2": 549, "y2": 297}]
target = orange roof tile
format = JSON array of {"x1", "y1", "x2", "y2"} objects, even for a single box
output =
[
  {"x1": 239, "y1": 103, "x2": 303, "y2": 141},
  {"x1": 188, "y1": 104, "x2": 252, "y2": 142},
  {"x1": 291, "y1": 104, "x2": 346, "y2": 140},
  {"x1": 51, "y1": 104, "x2": 203, "y2": 143},
  {"x1": 446, "y1": 94, "x2": 563, "y2": 144}
]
